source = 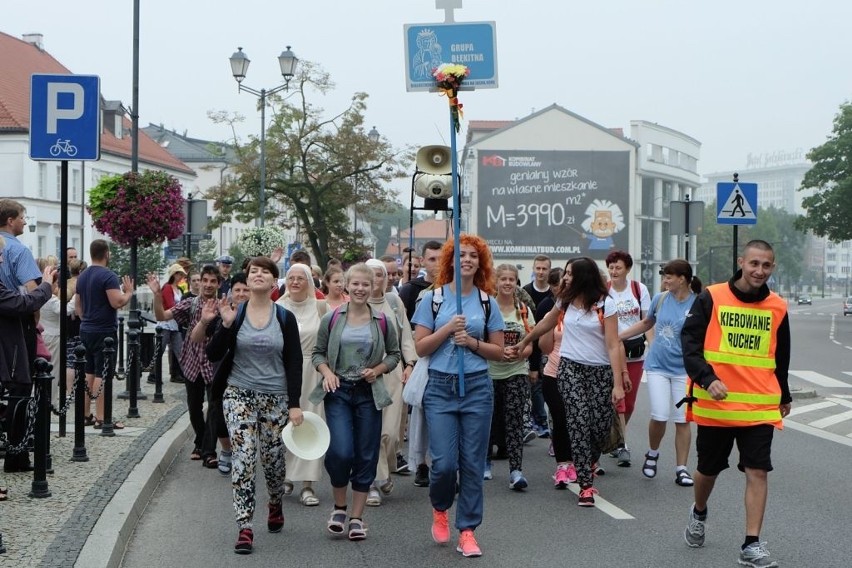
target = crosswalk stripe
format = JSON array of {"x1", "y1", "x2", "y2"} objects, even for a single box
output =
[
  {"x1": 566, "y1": 485, "x2": 635, "y2": 520},
  {"x1": 789, "y1": 370, "x2": 851, "y2": 388},
  {"x1": 787, "y1": 401, "x2": 837, "y2": 417},
  {"x1": 785, "y1": 419, "x2": 852, "y2": 448},
  {"x1": 808, "y1": 409, "x2": 852, "y2": 429}
]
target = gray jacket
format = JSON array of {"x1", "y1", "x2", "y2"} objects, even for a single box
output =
[{"x1": 310, "y1": 303, "x2": 400, "y2": 409}]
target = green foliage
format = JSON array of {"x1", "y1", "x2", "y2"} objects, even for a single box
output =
[
  {"x1": 797, "y1": 101, "x2": 852, "y2": 240},
  {"x1": 108, "y1": 242, "x2": 167, "y2": 279},
  {"x1": 696, "y1": 203, "x2": 807, "y2": 288},
  {"x1": 87, "y1": 174, "x2": 123, "y2": 219},
  {"x1": 206, "y1": 61, "x2": 411, "y2": 268}
]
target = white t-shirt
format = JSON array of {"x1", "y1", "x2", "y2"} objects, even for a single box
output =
[
  {"x1": 608, "y1": 279, "x2": 651, "y2": 339},
  {"x1": 557, "y1": 296, "x2": 617, "y2": 366}
]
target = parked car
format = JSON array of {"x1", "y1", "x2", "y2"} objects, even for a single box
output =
[
  {"x1": 797, "y1": 295, "x2": 812, "y2": 305},
  {"x1": 844, "y1": 297, "x2": 852, "y2": 316}
]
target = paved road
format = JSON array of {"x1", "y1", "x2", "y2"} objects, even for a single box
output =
[{"x1": 118, "y1": 302, "x2": 851, "y2": 568}]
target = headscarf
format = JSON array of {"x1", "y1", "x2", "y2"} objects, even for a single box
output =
[
  {"x1": 365, "y1": 258, "x2": 388, "y2": 299},
  {"x1": 278, "y1": 264, "x2": 318, "y2": 323}
]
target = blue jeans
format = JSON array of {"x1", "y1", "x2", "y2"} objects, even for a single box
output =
[
  {"x1": 424, "y1": 369, "x2": 493, "y2": 531},
  {"x1": 323, "y1": 380, "x2": 382, "y2": 493}
]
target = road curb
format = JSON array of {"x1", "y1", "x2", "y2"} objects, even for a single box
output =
[
  {"x1": 790, "y1": 388, "x2": 818, "y2": 400},
  {"x1": 75, "y1": 412, "x2": 191, "y2": 568}
]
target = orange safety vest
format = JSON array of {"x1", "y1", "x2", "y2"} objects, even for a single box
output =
[{"x1": 686, "y1": 283, "x2": 786, "y2": 429}]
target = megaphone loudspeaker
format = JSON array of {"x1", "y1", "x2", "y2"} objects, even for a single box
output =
[
  {"x1": 414, "y1": 173, "x2": 452, "y2": 200},
  {"x1": 416, "y1": 145, "x2": 452, "y2": 175}
]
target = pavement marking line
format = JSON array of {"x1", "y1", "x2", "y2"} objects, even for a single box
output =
[
  {"x1": 785, "y1": 419, "x2": 852, "y2": 448},
  {"x1": 808, "y1": 409, "x2": 852, "y2": 429},
  {"x1": 787, "y1": 401, "x2": 837, "y2": 417},
  {"x1": 565, "y1": 485, "x2": 635, "y2": 520},
  {"x1": 825, "y1": 396, "x2": 852, "y2": 410},
  {"x1": 789, "y1": 370, "x2": 852, "y2": 388}
]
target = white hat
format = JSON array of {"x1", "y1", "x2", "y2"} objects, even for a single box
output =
[
  {"x1": 281, "y1": 411, "x2": 330, "y2": 460},
  {"x1": 166, "y1": 263, "x2": 186, "y2": 278}
]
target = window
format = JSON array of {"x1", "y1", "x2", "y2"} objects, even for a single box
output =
[
  {"x1": 72, "y1": 169, "x2": 81, "y2": 203},
  {"x1": 56, "y1": 165, "x2": 62, "y2": 199},
  {"x1": 38, "y1": 163, "x2": 47, "y2": 197},
  {"x1": 38, "y1": 236, "x2": 46, "y2": 258}
]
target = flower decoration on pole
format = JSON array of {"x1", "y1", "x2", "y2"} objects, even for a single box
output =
[
  {"x1": 87, "y1": 170, "x2": 185, "y2": 247},
  {"x1": 433, "y1": 63, "x2": 470, "y2": 133},
  {"x1": 237, "y1": 226, "x2": 287, "y2": 258}
]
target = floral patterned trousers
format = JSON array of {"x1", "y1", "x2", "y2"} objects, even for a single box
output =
[
  {"x1": 556, "y1": 358, "x2": 614, "y2": 489},
  {"x1": 223, "y1": 385, "x2": 289, "y2": 529}
]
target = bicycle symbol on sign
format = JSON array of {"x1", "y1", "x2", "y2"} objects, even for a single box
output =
[{"x1": 49, "y1": 139, "x2": 78, "y2": 157}]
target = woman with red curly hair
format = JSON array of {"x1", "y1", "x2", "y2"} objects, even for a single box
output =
[{"x1": 412, "y1": 235, "x2": 505, "y2": 558}]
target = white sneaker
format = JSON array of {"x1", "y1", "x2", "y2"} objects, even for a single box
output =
[{"x1": 366, "y1": 486, "x2": 382, "y2": 506}]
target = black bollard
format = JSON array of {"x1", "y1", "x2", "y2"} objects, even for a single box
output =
[
  {"x1": 101, "y1": 337, "x2": 116, "y2": 437},
  {"x1": 30, "y1": 358, "x2": 52, "y2": 498},
  {"x1": 71, "y1": 344, "x2": 88, "y2": 462},
  {"x1": 116, "y1": 316, "x2": 126, "y2": 380},
  {"x1": 126, "y1": 322, "x2": 141, "y2": 419},
  {"x1": 152, "y1": 327, "x2": 165, "y2": 403}
]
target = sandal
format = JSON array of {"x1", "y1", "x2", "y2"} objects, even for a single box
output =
[
  {"x1": 299, "y1": 487, "x2": 320, "y2": 507},
  {"x1": 84, "y1": 414, "x2": 96, "y2": 427},
  {"x1": 327, "y1": 509, "x2": 347, "y2": 535},
  {"x1": 643, "y1": 452, "x2": 658, "y2": 478},
  {"x1": 203, "y1": 455, "x2": 219, "y2": 469},
  {"x1": 190, "y1": 448, "x2": 202, "y2": 460},
  {"x1": 113, "y1": 421, "x2": 126, "y2": 430},
  {"x1": 283, "y1": 481, "x2": 295, "y2": 496},
  {"x1": 0, "y1": 487, "x2": 8, "y2": 501},
  {"x1": 348, "y1": 518, "x2": 367, "y2": 541},
  {"x1": 675, "y1": 469, "x2": 694, "y2": 486}
]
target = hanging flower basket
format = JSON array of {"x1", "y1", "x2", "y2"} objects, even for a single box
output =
[
  {"x1": 433, "y1": 63, "x2": 470, "y2": 133},
  {"x1": 87, "y1": 170, "x2": 185, "y2": 247},
  {"x1": 237, "y1": 226, "x2": 287, "y2": 258}
]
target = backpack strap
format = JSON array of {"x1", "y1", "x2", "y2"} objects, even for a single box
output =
[
  {"x1": 329, "y1": 304, "x2": 388, "y2": 338},
  {"x1": 654, "y1": 291, "x2": 669, "y2": 316},
  {"x1": 630, "y1": 279, "x2": 641, "y2": 302},
  {"x1": 478, "y1": 288, "x2": 491, "y2": 339}
]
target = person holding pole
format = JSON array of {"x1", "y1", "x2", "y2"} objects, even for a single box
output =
[{"x1": 411, "y1": 235, "x2": 504, "y2": 558}]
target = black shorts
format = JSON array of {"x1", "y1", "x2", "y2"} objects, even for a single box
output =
[
  {"x1": 695, "y1": 424, "x2": 775, "y2": 476},
  {"x1": 79, "y1": 331, "x2": 118, "y2": 378}
]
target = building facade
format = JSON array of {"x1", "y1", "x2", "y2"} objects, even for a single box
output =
[
  {"x1": 459, "y1": 107, "x2": 700, "y2": 293},
  {"x1": 0, "y1": 31, "x2": 195, "y2": 261}
]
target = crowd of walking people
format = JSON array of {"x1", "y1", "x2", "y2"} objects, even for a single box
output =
[{"x1": 0, "y1": 196, "x2": 791, "y2": 567}]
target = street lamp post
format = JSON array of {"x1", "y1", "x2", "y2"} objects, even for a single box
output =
[
  {"x1": 229, "y1": 46, "x2": 299, "y2": 227},
  {"x1": 353, "y1": 127, "x2": 380, "y2": 235}
]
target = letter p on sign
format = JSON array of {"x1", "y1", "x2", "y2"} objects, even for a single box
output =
[
  {"x1": 46, "y1": 83, "x2": 85, "y2": 134},
  {"x1": 30, "y1": 74, "x2": 101, "y2": 161}
]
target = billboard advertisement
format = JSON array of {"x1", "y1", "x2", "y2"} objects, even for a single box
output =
[{"x1": 476, "y1": 151, "x2": 630, "y2": 260}]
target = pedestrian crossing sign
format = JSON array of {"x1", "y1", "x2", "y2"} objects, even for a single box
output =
[{"x1": 716, "y1": 182, "x2": 758, "y2": 225}]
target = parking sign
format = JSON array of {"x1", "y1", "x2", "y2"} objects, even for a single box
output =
[{"x1": 30, "y1": 74, "x2": 101, "y2": 161}]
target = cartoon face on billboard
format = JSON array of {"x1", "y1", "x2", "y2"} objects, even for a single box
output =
[{"x1": 581, "y1": 199, "x2": 624, "y2": 251}]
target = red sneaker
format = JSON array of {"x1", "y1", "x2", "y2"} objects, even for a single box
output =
[
  {"x1": 456, "y1": 529, "x2": 482, "y2": 557},
  {"x1": 578, "y1": 486, "x2": 599, "y2": 507},
  {"x1": 431, "y1": 509, "x2": 450, "y2": 544},
  {"x1": 234, "y1": 528, "x2": 253, "y2": 554}
]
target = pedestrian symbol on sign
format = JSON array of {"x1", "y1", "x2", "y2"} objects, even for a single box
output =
[{"x1": 719, "y1": 184, "x2": 756, "y2": 220}]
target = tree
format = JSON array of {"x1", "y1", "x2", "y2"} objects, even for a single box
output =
[
  {"x1": 207, "y1": 62, "x2": 410, "y2": 268},
  {"x1": 696, "y1": 203, "x2": 807, "y2": 290},
  {"x1": 108, "y1": 242, "x2": 167, "y2": 279},
  {"x1": 796, "y1": 101, "x2": 852, "y2": 240}
]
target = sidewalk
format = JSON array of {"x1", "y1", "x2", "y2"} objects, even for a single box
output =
[{"x1": 0, "y1": 374, "x2": 190, "y2": 568}]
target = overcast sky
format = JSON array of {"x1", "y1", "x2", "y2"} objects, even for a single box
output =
[{"x1": 6, "y1": 0, "x2": 852, "y2": 188}]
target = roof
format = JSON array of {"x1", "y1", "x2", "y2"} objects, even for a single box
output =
[
  {"x1": 398, "y1": 218, "x2": 451, "y2": 240},
  {"x1": 466, "y1": 104, "x2": 640, "y2": 148},
  {"x1": 142, "y1": 124, "x2": 237, "y2": 163},
  {"x1": 0, "y1": 31, "x2": 194, "y2": 175}
]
